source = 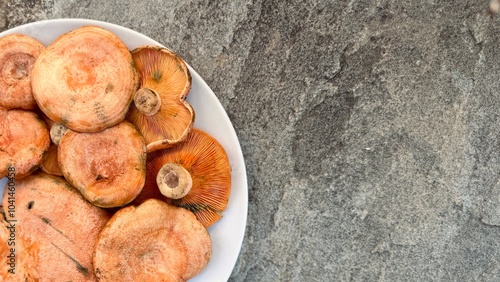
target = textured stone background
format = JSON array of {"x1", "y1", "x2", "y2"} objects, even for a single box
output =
[{"x1": 4, "y1": 0, "x2": 500, "y2": 281}]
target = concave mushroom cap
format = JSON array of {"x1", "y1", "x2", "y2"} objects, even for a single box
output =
[
  {"x1": 31, "y1": 25, "x2": 139, "y2": 133},
  {"x1": 126, "y1": 46, "x2": 195, "y2": 153},
  {"x1": 0, "y1": 34, "x2": 44, "y2": 110},
  {"x1": 133, "y1": 128, "x2": 231, "y2": 227},
  {"x1": 0, "y1": 107, "x2": 50, "y2": 179},
  {"x1": 58, "y1": 121, "x2": 146, "y2": 208},
  {"x1": 94, "y1": 199, "x2": 211, "y2": 281},
  {"x1": 1, "y1": 173, "x2": 111, "y2": 281}
]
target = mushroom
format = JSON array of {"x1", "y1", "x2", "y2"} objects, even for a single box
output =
[
  {"x1": 34, "y1": 111, "x2": 64, "y2": 176},
  {"x1": 31, "y1": 25, "x2": 139, "y2": 133},
  {"x1": 2, "y1": 173, "x2": 111, "y2": 281},
  {"x1": 93, "y1": 199, "x2": 211, "y2": 281},
  {"x1": 0, "y1": 207, "x2": 39, "y2": 281},
  {"x1": 133, "y1": 128, "x2": 231, "y2": 227},
  {"x1": 57, "y1": 121, "x2": 146, "y2": 208},
  {"x1": 0, "y1": 107, "x2": 50, "y2": 179},
  {"x1": 49, "y1": 122, "x2": 68, "y2": 145},
  {"x1": 126, "y1": 46, "x2": 195, "y2": 153},
  {"x1": 39, "y1": 144, "x2": 63, "y2": 176},
  {"x1": 0, "y1": 34, "x2": 44, "y2": 110}
]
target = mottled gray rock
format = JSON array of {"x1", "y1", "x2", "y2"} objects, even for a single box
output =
[{"x1": 4, "y1": 0, "x2": 500, "y2": 281}]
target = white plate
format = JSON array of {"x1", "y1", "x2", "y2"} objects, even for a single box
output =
[{"x1": 0, "y1": 19, "x2": 247, "y2": 282}]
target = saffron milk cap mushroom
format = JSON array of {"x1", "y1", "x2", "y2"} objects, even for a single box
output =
[
  {"x1": 0, "y1": 107, "x2": 50, "y2": 179},
  {"x1": 2, "y1": 173, "x2": 111, "y2": 281},
  {"x1": 0, "y1": 34, "x2": 44, "y2": 110},
  {"x1": 39, "y1": 144, "x2": 63, "y2": 176},
  {"x1": 127, "y1": 46, "x2": 195, "y2": 152},
  {"x1": 93, "y1": 199, "x2": 211, "y2": 282},
  {"x1": 134, "y1": 128, "x2": 231, "y2": 227},
  {"x1": 36, "y1": 112, "x2": 64, "y2": 176},
  {"x1": 58, "y1": 121, "x2": 146, "y2": 208},
  {"x1": 31, "y1": 25, "x2": 139, "y2": 133}
]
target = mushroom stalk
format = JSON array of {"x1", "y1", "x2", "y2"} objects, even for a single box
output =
[
  {"x1": 50, "y1": 123, "x2": 68, "y2": 145},
  {"x1": 156, "y1": 163, "x2": 192, "y2": 199},
  {"x1": 134, "y1": 88, "x2": 161, "y2": 116}
]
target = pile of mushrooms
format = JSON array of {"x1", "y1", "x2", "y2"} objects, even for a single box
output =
[{"x1": 0, "y1": 26, "x2": 231, "y2": 281}]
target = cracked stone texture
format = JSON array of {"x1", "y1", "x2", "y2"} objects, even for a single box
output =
[{"x1": 4, "y1": 0, "x2": 500, "y2": 281}]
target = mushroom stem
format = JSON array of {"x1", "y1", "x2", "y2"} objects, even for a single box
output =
[
  {"x1": 134, "y1": 88, "x2": 161, "y2": 116},
  {"x1": 50, "y1": 123, "x2": 68, "y2": 145},
  {"x1": 156, "y1": 163, "x2": 192, "y2": 199}
]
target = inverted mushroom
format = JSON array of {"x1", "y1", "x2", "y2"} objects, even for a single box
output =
[
  {"x1": 0, "y1": 34, "x2": 44, "y2": 110},
  {"x1": 126, "y1": 46, "x2": 195, "y2": 152},
  {"x1": 31, "y1": 25, "x2": 138, "y2": 133},
  {"x1": 94, "y1": 199, "x2": 211, "y2": 281},
  {"x1": 134, "y1": 128, "x2": 231, "y2": 227},
  {"x1": 0, "y1": 107, "x2": 50, "y2": 179},
  {"x1": 58, "y1": 121, "x2": 146, "y2": 208}
]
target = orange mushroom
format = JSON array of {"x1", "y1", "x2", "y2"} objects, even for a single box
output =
[
  {"x1": 2, "y1": 173, "x2": 111, "y2": 281},
  {"x1": 0, "y1": 209, "x2": 39, "y2": 281},
  {"x1": 49, "y1": 122, "x2": 68, "y2": 146},
  {"x1": 39, "y1": 144, "x2": 63, "y2": 176},
  {"x1": 133, "y1": 128, "x2": 231, "y2": 227},
  {"x1": 31, "y1": 25, "x2": 138, "y2": 133},
  {"x1": 0, "y1": 107, "x2": 50, "y2": 179},
  {"x1": 127, "y1": 46, "x2": 195, "y2": 152},
  {"x1": 36, "y1": 111, "x2": 64, "y2": 176},
  {"x1": 0, "y1": 34, "x2": 44, "y2": 110},
  {"x1": 58, "y1": 121, "x2": 146, "y2": 208},
  {"x1": 94, "y1": 199, "x2": 211, "y2": 281}
]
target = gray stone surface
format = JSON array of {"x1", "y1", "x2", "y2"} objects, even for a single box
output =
[{"x1": 4, "y1": 0, "x2": 500, "y2": 281}]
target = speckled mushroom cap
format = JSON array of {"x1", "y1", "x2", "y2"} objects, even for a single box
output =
[
  {"x1": 93, "y1": 199, "x2": 211, "y2": 282},
  {"x1": 1, "y1": 173, "x2": 111, "y2": 281},
  {"x1": 0, "y1": 34, "x2": 44, "y2": 110},
  {"x1": 0, "y1": 107, "x2": 50, "y2": 179},
  {"x1": 31, "y1": 25, "x2": 138, "y2": 133},
  {"x1": 126, "y1": 46, "x2": 195, "y2": 153},
  {"x1": 133, "y1": 128, "x2": 231, "y2": 228},
  {"x1": 58, "y1": 121, "x2": 146, "y2": 208}
]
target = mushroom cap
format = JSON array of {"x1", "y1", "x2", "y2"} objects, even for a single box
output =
[
  {"x1": 58, "y1": 121, "x2": 146, "y2": 208},
  {"x1": 134, "y1": 128, "x2": 231, "y2": 227},
  {"x1": 0, "y1": 107, "x2": 50, "y2": 179},
  {"x1": 2, "y1": 173, "x2": 111, "y2": 281},
  {"x1": 39, "y1": 143, "x2": 63, "y2": 176},
  {"x1": 31, "y1": 25, "x2": 139, "y2": 133},
  {"x1": 36, "y1": 110, "x2": 63, "y2": 176},
  {"x1": 0, "y1": 34, "x2": 44, "y2": 110},
  {"x1": 127, "y1": 46, "x2": 195, "y2": 152},
  {"x1": 94, "y1": 199, "x2": 211, "y2": 281},
  {"x1": 0, "y1": 210, "x2": 40, "y2": 281}
]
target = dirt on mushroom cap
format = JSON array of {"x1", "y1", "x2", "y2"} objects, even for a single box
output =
[
  {"x1": 0, "y1": 34, "x2": 45, "y2": 110},
  {"x1": 58, "y1": 121, "x2": 147, "y2": 208},
  {"x1": 0, "y1": 107, "x2": 50, "y2": 179},
  {"x1": 94, "y1": 199, "x2": 211, "y2": 282},
  {"x1": 31, "y1": 25, "x2": 138, "y2": 133}
]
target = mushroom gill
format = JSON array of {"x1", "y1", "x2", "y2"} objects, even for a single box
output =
[
  {"x1": 127, "y1": 46, "x2": 195, "y2": 153},
  {"x1": 133, "y1": 128, "x2": 231, "y2": 228}
]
